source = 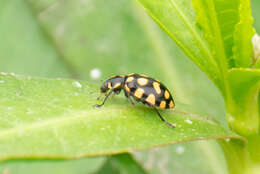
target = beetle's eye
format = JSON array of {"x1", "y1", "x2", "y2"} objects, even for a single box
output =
[{"x1": 100, "y1": 82, "x2": 108, "y2": 93}]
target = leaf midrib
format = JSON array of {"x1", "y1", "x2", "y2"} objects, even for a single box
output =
[
  {"x1": 0, "y1": 106, "x2": 219, "y2": 139},
  {"x1": 168, "y1": 0, "x2": 218, "y2": 70}
]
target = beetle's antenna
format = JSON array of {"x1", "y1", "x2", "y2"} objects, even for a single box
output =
[
  {"x1": 153, "y1": 107, "x2": 176, "y2": 128},
  {"x1": 94, "y1": 90, "x2": 113, "y2": 108}
]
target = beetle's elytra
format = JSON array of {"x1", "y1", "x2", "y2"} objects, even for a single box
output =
[{"x1": 94, "y1": 73, "x2": 175, "y2": 127}]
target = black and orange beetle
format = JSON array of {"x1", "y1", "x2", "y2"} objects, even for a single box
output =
[{"x1": 94, "y1": 73, "x2": 175, "y2": 127}]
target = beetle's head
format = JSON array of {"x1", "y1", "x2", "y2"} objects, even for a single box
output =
[
  {"x1": 100, "y1": 75, "x2": 126, "y2": 93},
  {"x1": 100, "y1": 80, "x2": 110, "y2": 93}
]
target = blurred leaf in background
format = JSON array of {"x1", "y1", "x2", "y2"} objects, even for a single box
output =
[
  {"x1": 0, "y1": 157, "x2": 104, "y2": 174},
  {"x1": 0, "y1": 0, "x2": 260, "y2": 173}
]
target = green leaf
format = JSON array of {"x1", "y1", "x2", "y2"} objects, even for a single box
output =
[
  {"x1": 136, "y1": 0, "x2": 224, "y2": 94},
  {"x1": 233, "y1": 0, "x2": 255, "y2": 68},
  {"x1": 226, "y1": 68, "x2": 260, "y2": 135},
  {"x1": 193, "y1": 0, "x2": 237, "y2": 70},
  {"x1": 0, "y1": 74, "x2": 240, "y2": 160}
]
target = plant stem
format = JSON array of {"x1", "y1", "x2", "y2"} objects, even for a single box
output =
[
  {"x1": 219, "y1": 139, "x2": 248, "y2": 174},
  {"x1": 219, "y1": 136, "x2": 260, "y2": 174},
  {"x1": 226, "y1": 90, "x2": 259, "y2": 136},
  {"x1": 225, "y1": 70, "x2": 260, "y2": 136}
]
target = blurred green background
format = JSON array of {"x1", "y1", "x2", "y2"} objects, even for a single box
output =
[{"x1": 0, "y1": 0, "x2": 259, "y2": 173}]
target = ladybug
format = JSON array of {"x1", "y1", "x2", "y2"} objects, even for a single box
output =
[{"x1": 94, "y1": 73, "x2": 175, "y2": 127}]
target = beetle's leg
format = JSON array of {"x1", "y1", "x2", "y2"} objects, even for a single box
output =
[
  {"x1": 124, "y1": 90, "x2": 135, "y2": 105},
  {"x1": 94, "y1": 90, "x2": 113, "y2": 108},
  {"x1": 153, "y1": 107, "x2": 175, "y2": 128},
  {"x1": 128, "y1": 96, "x2": 135, "y2": 106}
]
